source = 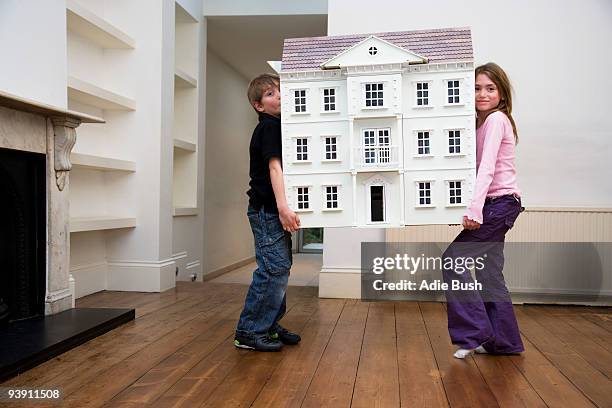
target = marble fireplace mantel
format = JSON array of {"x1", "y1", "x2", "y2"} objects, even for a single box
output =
[{"x1": 0, "y1": 90, "x2": 104, "y2": 315}]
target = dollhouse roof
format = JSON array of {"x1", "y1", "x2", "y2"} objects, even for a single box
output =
[{"x1": 281, "y1": 27, "x2": 472, "y2": 72}]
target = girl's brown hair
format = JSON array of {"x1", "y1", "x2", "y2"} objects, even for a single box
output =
[{"x1": 475, "y1": 63, "x2": 519, "y2": 143}]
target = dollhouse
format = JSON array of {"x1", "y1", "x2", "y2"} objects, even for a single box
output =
[{"x1": 278, "y1": 27, "x2": 475, "y2": 227}]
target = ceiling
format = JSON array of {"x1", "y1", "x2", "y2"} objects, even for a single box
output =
[{"x1": 206, "y1": 15, "x2": 328, "y2": 80}]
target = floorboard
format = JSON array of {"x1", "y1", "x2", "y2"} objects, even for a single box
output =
[{"x1": 1, "y1": 282, "x2": 611, "y2": 408}]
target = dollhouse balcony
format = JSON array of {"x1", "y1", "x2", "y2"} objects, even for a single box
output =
[{"x1": 353, "y1": 145, "x2": 401, "y2": 171}]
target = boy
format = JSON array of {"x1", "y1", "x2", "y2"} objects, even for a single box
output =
[{"x1": 234, "y1": 73, "x2": 302, "y2": 352}]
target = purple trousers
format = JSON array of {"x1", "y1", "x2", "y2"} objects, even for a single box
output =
[{"x1": 442, "y1": 194, "x2": 524, "y2": 354}]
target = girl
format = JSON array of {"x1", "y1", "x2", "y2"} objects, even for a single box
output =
[{"x1": 443, "y1": 63, "x2": 524, "y2": 359}]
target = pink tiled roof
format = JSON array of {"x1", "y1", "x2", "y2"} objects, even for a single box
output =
[{"x1": 282, "y1": 27, "x2": 472, "y2": 72}]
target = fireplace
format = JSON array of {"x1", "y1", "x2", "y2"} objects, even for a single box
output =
[
  {"x1": 0, "y1": 148, "x2": 46, "y2": 324},
  {"x1": 0, "y1": 91, "x2": 134, "y2": 381}
]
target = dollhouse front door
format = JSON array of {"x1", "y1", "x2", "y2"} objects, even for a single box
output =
[{"x1": 370, "y1": 185, "x2": 385, "y2": 222}]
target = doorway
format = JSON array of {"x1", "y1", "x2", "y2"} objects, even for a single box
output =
[
  {"x1": 298, "y1": 228, "x2": 323, "y2": 253},
  {"x1": 370, "y1": 185, "x2": 385, "y2": 222}
]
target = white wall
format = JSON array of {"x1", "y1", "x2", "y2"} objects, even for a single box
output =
[
  {"x1": 0, "y1": 0, "x2": 67, "y2": 107},
  {"x1": 321, "y1": 0, "x2": 612, "y2": 298},
  {"x1": 203, "y1": 0, "x2": 328, "y2": 16},
  {"x1": 203, "y1": 51, "x2": 257, "y2": 274},
  {"x1": 328, "y1": 0, "x2": 612, "y2": 208}
]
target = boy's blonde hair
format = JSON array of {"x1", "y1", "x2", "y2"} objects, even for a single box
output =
[
  {"x1": 247, "y1": 73, "x2": 280, "y2": 112},
  {"x1": 475, "y1": 63, "x2": 519, "y2": 143}
]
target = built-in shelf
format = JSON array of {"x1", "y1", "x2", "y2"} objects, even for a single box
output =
[
  {"x1": 173, "y1": 138, "x2": 196, "y2": 152},
  {"x1": 67, "y1": 110, "x2": 105, "y2": 124},
  {"x1": 66, "y1": 0, "x2": 135, "y2": 49},
  {"x1": 70, "y1": 216, "x2": 137, "y2": 233},
  {"x1": 174, "y1": 68, "x2": 197, "y2": 88},
  {"x1": 173, "y1": 207, "x2": 198, "y2": 217},
  {"x1": 68, "y1": 76, "x2": 136, "y2": 111},
  {"x1": 71, "y1": 152, "x2": 136, "y2": 172}
]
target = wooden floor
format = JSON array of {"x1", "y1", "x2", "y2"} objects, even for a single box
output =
[{"x1": 2, "y1": 282, "x2": 612, "y2": 408}]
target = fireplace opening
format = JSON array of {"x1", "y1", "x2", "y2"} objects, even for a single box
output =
[{"x1": 0, "y1": 147, "x2": 46, "y2": 324}]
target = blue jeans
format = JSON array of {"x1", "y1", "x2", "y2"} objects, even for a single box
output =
[{"x1": 236, "y1": 205, "x2": 292, "y2": 338}]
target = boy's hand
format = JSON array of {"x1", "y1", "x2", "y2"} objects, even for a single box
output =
[
  {"x1": 462, "y1": 216, "x2": 481, "y2": 230},
  {"x1": 279, "y1": 206, "x2": 300, "y2": 232}
]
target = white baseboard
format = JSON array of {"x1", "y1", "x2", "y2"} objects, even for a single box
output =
[
  {"x1": 319, "y1": 267, "x2": 361, "y2": 299},
  {"x1": 107, "y1": 258, "x2": 176, "y2": 292},
  {"x1": 70, "y1": 261, "x2": 108, "y2": 298}
]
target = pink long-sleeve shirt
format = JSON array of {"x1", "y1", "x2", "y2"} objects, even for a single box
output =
[{"x1": 465, "y1": 111, "x2": 520, "y2": 224}]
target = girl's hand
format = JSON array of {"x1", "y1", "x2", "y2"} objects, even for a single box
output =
[{"x1": 462, "y1": 216, "x2": 481, "y2": 230}]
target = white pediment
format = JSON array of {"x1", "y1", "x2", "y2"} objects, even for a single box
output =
[
  {"x1": 363, "y1": 174, "x2": 390, "y2": 186},
  {"x1": 321, "y1": 36, "x2": 427, "y2": 69}
]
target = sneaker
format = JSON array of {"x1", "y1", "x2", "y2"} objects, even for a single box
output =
[
  {"x1": 270, "y1": 326, "x2": 301, "y2": 345},
  {"x1": 234, "y1": 334, "x2": 283, "y2": 352},
  {"x1": 454, "y1": 343, "x2": 488, "y2": 359},
  {"x1": 474, "y1": 345, "x2": 488, "y2": 354},
  {"x1": 453, "y1": 348, "x2": 475, "y2": 359}
]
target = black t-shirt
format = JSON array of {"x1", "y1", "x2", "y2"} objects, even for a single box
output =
[{"x1": 247, "y1": 113, "x2": 282, "y2": 213}]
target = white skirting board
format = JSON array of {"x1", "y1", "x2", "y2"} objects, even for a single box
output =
[
  {"x1": 107, "y1": 259, "x2": 177, "y2": 292},
  {"x1": 70, "y1": 262, "x2": 109, "y2": 298},
  {"x1": 185, "y1": 261, "x2": 202, "y2": 281},
  {"x1": 71, "y1": 257, "x2": 188, "y2": 298},
  {"x1": 318, "y1": 268, "x2": 361, "y2": 299},
  {"x1": 170, "y1": 253, "x2": 202, "y2": 281}
]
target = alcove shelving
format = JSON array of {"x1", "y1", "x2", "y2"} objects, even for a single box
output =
[
  {"x1": 66, "y1": 0, "x2": 135, "y2": 49},
  {"x1": 70, "y1": 216, "x2": 137, "y2": 233},
  {"x1": 66, "y1": 0, "x2": 137, "y2": 233},
  {"x1": 67, "y1": 76, "x2": 135, "y2": 111},
  {"x1": 172, "y1": 1, "x2": 199, "y2": 217}
]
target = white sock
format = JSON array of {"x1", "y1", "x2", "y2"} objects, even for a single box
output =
[
  {"x1": 453, "y1": 348, "x2": 475, "y2": 359},
  {"x1": 475, "y1": 345, "x2": 488, "y2": 354}
]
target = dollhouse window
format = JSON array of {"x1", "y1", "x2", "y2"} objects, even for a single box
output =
[
  {"x1": 448, "y1": 130, "x2": 461, "y2": 154},
  {"x1": 365, "y1": 83, "x2": 384, "y2": 107},
  {"x1": 294, "y1": 89, "x2": 307, "y2": 113},
  {"x1": 296, "y1": 138, "x2": 308, "y2": 161},
  {"x1": 369, "y1": 46, "x2": 378, "y2": 55},
  {"x1": 325, "y1": 186, "x2": 339, "y2": 209},
  {"x1": 297, "y1": 187, "x2": 310, "y2": 210},
  {"x1": 447, "y1": 80, "x2": 460, "y2": 104},
  {"x1": 417, "y1": 182, "x2": 432, "y2": 206},
  {"x1": 324, "y1": 137, "x2": 337, "y2": 160},
  {"x1": 364, "y1": 130, "x2": 376, "y2": 164},
  {"x1": 363, "y1": 128, "x2": 390, "y2": 164},
  {"x1": 378, "y1": 129, "x2": 390, "y2": 163},
  {"x1": 448, "y1": 181, "x2": 462, "y2": 205},
  {"x1": 417, "y1": 131, "x2": 431, "y2": 155},
  {"x1": 416, "y1": 82, "x2": 429, "y2": 106},
  {"x1": 322, "y1": 88, "x2": 336, "y2": 111}
]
